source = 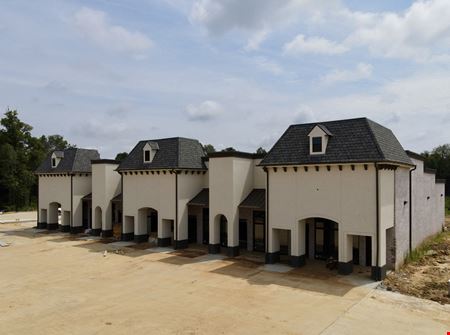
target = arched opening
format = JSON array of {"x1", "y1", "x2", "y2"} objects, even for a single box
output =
[
  {"x1": 94, "y1": 206, "x2": 102, "y2": 229},
  {"x1": 214, "y1": 214, "x2": 228, "y2": 248},
  {"x1": 136, "y1": 207, "x2": 158, "y2": 243},
  {"x1": 48, "y1": 202, "x2": 61, "y2": 230}
]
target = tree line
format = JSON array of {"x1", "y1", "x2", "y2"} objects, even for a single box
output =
[{"x1": 0, "y1": 110, "x2": 448, "y2": 212}]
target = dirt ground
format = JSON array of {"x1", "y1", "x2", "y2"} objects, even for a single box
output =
[
  {"x1": 1, "y1": 221, "x2": 449, "y2": 335},
  {"x1": 384, "y1": 218, "x2": 450, "y2": 304}
]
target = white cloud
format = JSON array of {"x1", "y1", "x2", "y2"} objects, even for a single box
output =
[
  {"x1": 186, "y1": 100, "x2": 223, "y2": 121},
  {"x1": 283, "y1": 34, "x2": 348, "y2": 55},
  {"x1": 253, "y1": 57, "x2": 284, "y2": 75},
  {"x1": 321, "y1": 63, "x2": 373, "y2": 85},
  {"x1": 346, "y1": 0, "x2": 450, "y2": 61},
  {"x1": 73, "y1": 7, "x2": 152, "y2": 54},
  {"x1": 244, "y1": 29, "x2": 270, "y2": 51}
]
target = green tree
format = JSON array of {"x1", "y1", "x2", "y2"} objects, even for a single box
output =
[
  {"x1": 255, "y1": 147, "x2": 267, "y2": 155},
  {"x1": 203, "y1": 144, "x2": 216, "y2": 154},
  {"x1": 222, "y1": 147, "x2": 236, "y2": 152},
  {"x1": 115, "y1": 152, "x2": 128, "y2": 162},
  {"x1": 422, "y1": 144, "x2": 450, "y2": 196}
]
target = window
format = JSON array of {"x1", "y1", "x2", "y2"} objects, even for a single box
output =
[
  {"x1": 312, "y1": 137, "x2": 322, "y2": 153},
  {"x1": 52, "y1": 158, "x2": 56, "y2": 167},
  {"x1": 144, "y1": 150, "x2": 151, "y2": 162}
]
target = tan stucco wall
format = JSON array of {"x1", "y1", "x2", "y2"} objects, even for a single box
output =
[
  {"x1": 38, "y1": 175, "x2": 71, "y2": 225},
  {"x1": 92, "y1": 164, "x2": 121, "y2": 231},
  {"x1": 268, "y1": 164, "x2": 378, "y2": 264}
]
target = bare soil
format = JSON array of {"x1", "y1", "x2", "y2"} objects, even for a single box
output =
[{"x1": 384, "y1": 218, "x2": 450, "y2": 304}]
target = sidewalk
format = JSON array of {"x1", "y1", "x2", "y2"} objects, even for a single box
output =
[{"x1": 0, "y1": 211, "x2": 37, "y2": 224}]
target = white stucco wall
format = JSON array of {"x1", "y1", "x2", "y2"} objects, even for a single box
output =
[
  {"x1": 122, "y1": 172, "x2": 176, "y2": 236},
  {"x1": 394, "y1": 167, "x2": 411, "y2": 269},
  {"x1": 177, "y1": 172, "x2": 207, "y2": 241},
  {"x1": 253, "y1": 159, "x2": 266, "y2": 189},
  {"x1": 38, "y1": 175, "x2": 71, "y2": 225},
  {"x1": 92, "y1": 163, "x2": 121, "y2": 231},
  {"x1": 209, "y1": 157, "x2": 255, "y2": 247},
  {"x1": 268, "y1": 164, "x2": 378, "y2": 264}
]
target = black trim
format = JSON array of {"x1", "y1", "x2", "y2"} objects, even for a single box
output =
[
  {"x1": 208, "y1": 243, "x2": 220, "y2": 254},
  {"x1": 436, "y1": 179, "x2": 446, "y2": 184},
  {"x1": 102, "y1": 229, "x2": 113, "y2": 238},
  {"x1": 60, "y1": 225, "x2": 70, "y2": 232},
  {"x1": 405, "y1": 150, "x2": 425, "y2": 162},
  {"x1": 175, "y1": 172, "x2": 178, "y2": 243},
  {"x1": 375, "y1": 163, "x2": 379, "y2": 268},
  {"x1": 226, "y1": 246, "x2": 240, "y2": 257},
  {"x1": 134, "y1": 234, "x2": 149, "y2": 243},
  {"x1": 70, "y1": 226, "x2": 83, "y2": 234},
  {"x1": 259, "y1": 160, "x2": 414, "y2": 168},
  {"x1": 409, "y1": 165, "x2": 416, "y2": 253},
  {"x1": 91, "y1": 159, "x2": 120, "y2": 164},
  {"x1": 157, "y1": 237, "x2": 171, "y2": 247},
  {"x1": 37, "y1": 177, "x2": 40, "y2": 226},
  {"x1": 338, "y1": 261, "x2": 353, "y2": 275},
  {"x1": 175, "y1": 239, "x2": 189, "y2": 249},
  {"x1": 265, "y1": 170, "x2": 269, "y2": 253},
  {"x1": 265, "y1": 252, "x2": 280, "y2": 264},
  {"x1": 37, "y1": 222, "x2": 47, "y2": 229},
  {"x1": 290, "y1": 255, "x2": 306, "y2": 267},
  {"x1": 70, "y1": 174, "x2": 73, "y2": 228},
  {"x1": 121, "y1": 232, "x2": 134, "y2": 241},
  {"x1": 47, "y1": 223, "x2": 58, "y2": 230},
  {"x1": 207, "y1": 151, "x2": 265, "y2": 159},
  {"x1": 424, "y1": 167, "x2": 437, "y2": 175},
  {"x1": 371, "y1": 265, "x2": 387, "y2": 280},
  {"x1": 90, "y1": 228, "x2": 101, "y2": 236}
]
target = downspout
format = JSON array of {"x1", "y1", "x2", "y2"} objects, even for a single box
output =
[
  {"x1": 121, "y1": 173, "x2": 124, "y2": 234},
  {"x1": 265, "y1": 168, "x2": 269, "y2": 254},
  {"x1": 175, "y1": 171, "x2": 178, "y2": 247},
  {"x1": 70, "y1": 174, "x2": 74, "y2": 229},
  {"x1": 375, "y1": 163, "x2": 379, "y2": 269},
  {"x1": 409, "y1": 165, "x2": 417, "y2": 253},
  {"x1": 37, "y1": 176, "x2": 40, "y2": 226}
]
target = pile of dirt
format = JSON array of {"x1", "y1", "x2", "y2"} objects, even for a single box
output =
[{"x1": 383, "y1": 219, "x2": 450, "y2": 305}]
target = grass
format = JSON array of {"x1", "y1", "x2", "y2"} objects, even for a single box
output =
[{"x1": 406, "y1": 228, "x2": 449, "y2": 264}]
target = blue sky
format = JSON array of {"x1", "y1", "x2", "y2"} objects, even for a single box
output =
[{"x1": 1, "y1": 0, "x2": 450, "y2": 157}]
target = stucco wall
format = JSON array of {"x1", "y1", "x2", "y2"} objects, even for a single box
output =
[
  {"x1": 209, "y1": 157, "x2": 255, "y2": 247},
  {"x1": 122, "y1": 172, "x2": 176, "y2": 236},
  {"x1": 92, "y1": 163, "x2": 121, "y2": 231},
  {"x1": 177, "y1": 172, "x2": 207, "y2": 241},
  {"x1": 38, "y1": 175, "x2": 71, "y2": 225},
  {"x1": 253, "y1": 159, "x2": 266, "y2": 189},
  {"x1": 394, "y1": 167, "x2": 410, "y2": 269},
  {"x1": 72, "y1": 174, "x2": 92, "y2": 228},
  {"x1": 268, "y1": 164, "x2": 378, "y2": 264}
]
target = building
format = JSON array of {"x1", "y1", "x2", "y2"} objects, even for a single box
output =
[{"x1": 35, "y1": 118, "x2": 445, "y2": 280}]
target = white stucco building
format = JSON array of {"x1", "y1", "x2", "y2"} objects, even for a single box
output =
[{"x1": 36, "y1": 117, "x2": 445, "y2": 280}]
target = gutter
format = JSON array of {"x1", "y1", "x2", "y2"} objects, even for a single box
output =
[
  {"x1": 70, "y1": 174, "x2": 73, "y2": 228},
  {"x1": 409, "y1": 165, "x2": 417, "y2": 253},
  {"x1": 265, "y1": 168, "x2": 269, "y2": 253},
  {"x1": 37, "y1": 177, "x2": 40, "y2": 225}
]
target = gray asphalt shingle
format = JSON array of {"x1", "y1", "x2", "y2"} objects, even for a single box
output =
[{"x1": 35, "y1": 148, "x2": 100, "y2": 174}]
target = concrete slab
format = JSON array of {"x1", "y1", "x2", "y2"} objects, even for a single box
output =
[
  {"x1": 146, "y1": 247, "x2": 173, "y2": 253},
  {"x1": 260, "y1": 263, "x2": 293, "y2": 273},
  {"x1": 108, "y1": 241, "x2": 136, "y2": 248}
]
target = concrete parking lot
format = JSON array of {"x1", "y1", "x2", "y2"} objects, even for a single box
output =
[{"x1": 0, "y1": 221, "x2": 449, "y2": 335}]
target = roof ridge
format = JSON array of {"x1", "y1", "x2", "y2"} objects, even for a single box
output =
[
  {"x1": 364, "y1": 118, "x2": 385, "y2": 160},
  {"x1": 70, "y1": 148, "x2": 79, "y2": 171},
  {"x1": 290, "y1": 116, "x2": 368, "y2": 127}
]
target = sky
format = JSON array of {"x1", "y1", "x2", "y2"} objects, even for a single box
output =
[{"x1": 1, "y1": 0, "x2": 450, "y2": 158}]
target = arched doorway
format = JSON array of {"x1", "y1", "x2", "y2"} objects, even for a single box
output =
[
  {"x1": 48, "y1": 202, "x2": 61, "y2": 230},
  {"x1": 136, "y1": 207, "x2": 158, "y2": 243},
  {"x1": 214, "y1": 214, "x2": 228, "y2": 248},
  {"x1": 312, "y1": 218, "x2": 338, "y2": 260},
  {"x1": 95, "y1": 206, "x2": 102, "y2": 230}
]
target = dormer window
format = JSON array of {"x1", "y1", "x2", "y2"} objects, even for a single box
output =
[
  {"x1": 51, "y1": 151, "x2": 64, "y2": 168},
  {"x1": 312, "y1": 137, "x2": 322, "y2": 153},
  {"x1": 143, "y1": 141, "x2": 159, "y2": 163},
  {"x1": 52, "y1": 158, "x2": 57, "y2": 167},
  {"x1": 308, "y1": 124, "x2": 332, "y2": 155}
]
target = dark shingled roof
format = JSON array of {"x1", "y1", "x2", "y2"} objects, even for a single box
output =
[
  {"x1": 239, "y1": 189, "x2": 265, "y2": 210},
  {"x1": 260, "y1": 117, "x2": 413, "y2": 166},
  {"x1": 118, "y1": 137, "x2": 206, "y2": 171},
  {"x1": 35, "y1": 148, "x2": 100, "y2": 174},
  {"x1": 111, "y1": 193, "x2": 123, "y2": 203},
  {"x1": 82, "y1": 193, "x2": 92, "y2": 201},
  {"x1": 188, "y1": 188, "x2": 209, "y2": 207}
]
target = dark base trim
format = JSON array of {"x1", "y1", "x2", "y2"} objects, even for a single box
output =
[
  {"x1": 338, "y1": 261, "x2": 353, "y2": 275},
  {"x1": 121, "y1": 232, "x2": 134, "y2": 241},
  {"x1": 157, "y1": 237, "x2": 172, "y2": 247},
  {"x1": 371, "y1": 265, "x2": 387, "y2": 281},
  {"x1": 290, "y1": 255, "x2": 306, "y2": 267},
  {"x1": 265, "y1": 252, "x2": 280, "y2": 264},
  {"x1": 208, "y1": 244, "x2": 220, "y2": 254},
  {"x1": 47, "y1": 223, "x2": 58, "y2": 230},
  {"x1": 101, "y1": 230, "x2": 113, "y2": 238},
  {"x1": 59, "y1": 225, "x2": 70, "y2": 232},
  {"x1": 36, "y1": 222, "x2": 47, "y2": 229},
  {"x1": 134, "y1": 234, "x2": 149, "y2": 243},
  {"x1": 70, "y1": 226, "x2": 84, "y2": 234},
  {"x1": 226, "y1": 246, "x2": 240, "y2": 257},
  {"x1": 175, "y1": 239, "x2": 189, "y2": 249},
  {"x1": 90, "y1": 228, "x2": 102, "y2": 236}
]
